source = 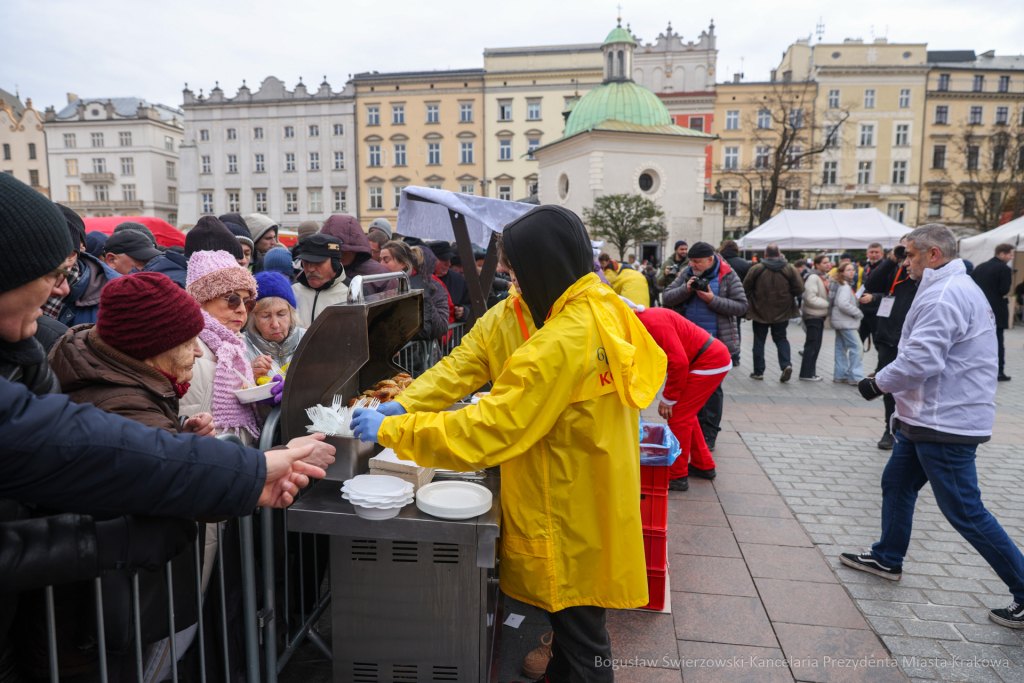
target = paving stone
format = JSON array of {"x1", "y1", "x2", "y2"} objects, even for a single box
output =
[
  {"x1": 729, "y1": 516, "x2": 813, "y2": 547},
  {"x1": 909, "y1": 605, "x2": 972, "y2": 624},
  {"x1": 954, "y1": 624, "x2": 1024, "y2": 647},
  {"x1": 672, "y1": 592, "x2": 778, "y2": 648},
  {"x1": 774, "y1": 623, "x2": 905, "y2": 683},
  {"x1": 754, "y1": 578, "x2": 869, "y2": 630},
  {"x1": 669, "y1": 555, "x2": 758, "y2": 597},
  {"x1": 881, "y1": 637, "x2": 948, "y2": 658},
  {"x1": 922, "y1": 591, "x2": 985, "y2": 608},
  {"x1": 866, "y1": 616, "x2": 905, "y2": 636},
  {"x1": 897, "y1": 619, "x2": 963, "y2": 641},
  {"x1": 668, "y1": 524, "x2": 742, "y2": 558},
  {"x1": 740, "y1": 543, "x2": 839, "y2": 584},
  {"x1": 607, "y1": 610, "x2": 680, "y2": 669},
  {"x1": 856, "y1": 600, "x2": 918, "y2": 619},
  {"x1": 674, "y1": 642, "x2": 794, "y2": 683}
]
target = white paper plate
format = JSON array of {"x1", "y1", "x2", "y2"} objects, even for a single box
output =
[
  {"x1": 416, "y1": 481, "x2": 493, "y2": 520},
  {"x1": 233, "y1": 383, "x2": 274, "y2": 404},
  {"x1": 352, "y1": 503, "x2": 401, "y2": 520},
  {"x1": 343, "y1": 475, "x2": 410, "y2": 498}
]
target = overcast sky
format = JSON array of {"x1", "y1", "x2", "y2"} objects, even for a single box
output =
[{"x1": 3, "y1": 0, "x2": 1021, "y2": 113}]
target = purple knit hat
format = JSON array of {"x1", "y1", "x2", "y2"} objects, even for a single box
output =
[{"x1": 186, "y1": 250, "x2": 258, "y2": 305}]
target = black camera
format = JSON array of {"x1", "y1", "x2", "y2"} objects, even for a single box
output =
[
  {"x1": 893, "y1": 245, "x2": 907, "y2": 260},
  {"x1": 691, "y1": 277, "x2": 711, "y2": 293},
  {"x1": 667, "y1": 264, "x2": 680, "y2": 275}
]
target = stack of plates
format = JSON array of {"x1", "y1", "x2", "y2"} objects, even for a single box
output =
[
  {"x1": 416, "y1": 481, "x2": 493, "y2": 520},
  {"x1": 341, "y1": 474, "x2": 414, "y2": 520}
]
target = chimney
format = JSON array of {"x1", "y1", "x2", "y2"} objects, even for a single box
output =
[
  {"x1": 66, "y1": 93, "x2": 78, "y2": 104},
  {"x1": 733, "y1": 73, "x2": 742, "y2": 83},
  {"x1": 770, "y1": 69, "x2": 777, "y2": 82}
]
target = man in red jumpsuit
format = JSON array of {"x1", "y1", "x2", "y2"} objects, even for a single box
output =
[{"x1": 635, "y1": 305, "x2": 732, "y2": 491}]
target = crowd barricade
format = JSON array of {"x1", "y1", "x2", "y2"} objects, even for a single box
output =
[{"x1": 392, "y1": 322, "x2": 466, "y2": 378}]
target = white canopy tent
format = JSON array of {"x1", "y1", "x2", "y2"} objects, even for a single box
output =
[
  {"x1": 739, "y1": 209, "x2": 913, "y2": 251},
  {"x1": 958, "y1": 215, "x2": 1024, "y2": 265}
]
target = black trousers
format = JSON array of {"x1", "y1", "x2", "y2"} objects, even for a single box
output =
[
  {"x1": 545, "y1": 606, "x2": 613, "y2": 683},
  {"x1": 800, "y1": 317, "x2": 824, "y2": 378},
  {"x1": 875, "y1": 341, "x2": 899, "y2": 435},
  {"x1": 697, "y1": 385, "x2": 723, "y2": 445},
  {"x1": 997, "y1": 327, "x2": 1006, "y2": 375}
]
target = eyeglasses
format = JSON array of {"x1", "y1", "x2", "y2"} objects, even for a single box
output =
[
  {"x1": 49, "y1": 266, "x2": 73, "y2": 288},
  {"x1": 218, "y1": 294, "x2": 256, "y2": 313}
]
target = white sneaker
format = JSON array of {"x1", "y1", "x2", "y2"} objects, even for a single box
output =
[{"x1": 800, "y1": 376, "x2": 823, "y2": 382}]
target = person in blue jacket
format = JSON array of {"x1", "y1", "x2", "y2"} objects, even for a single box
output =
[{"x1": 42, "y1": 204, "x2": 121, "y2": 326}]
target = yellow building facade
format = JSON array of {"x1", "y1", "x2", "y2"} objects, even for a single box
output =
[
  {"x1": 0, "y1": 92, "x2": 49, "y2": 197},
  {"x1": 352, "y1": 69, "x2": 484, "y2": 227}
]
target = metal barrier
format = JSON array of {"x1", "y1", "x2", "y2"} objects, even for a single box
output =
[{"x1": 393, "y1": 322, "x2": 466, "y2": 378}]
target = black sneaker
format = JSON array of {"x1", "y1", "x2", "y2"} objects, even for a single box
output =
[
  {"x1": 998, "y1": 373, "x2": 1012, "y2": 382},
  {"x1": 839, "y1": 552, "x2": 902, "y2": 580},
  {"x1": 750, "y1": 373, "x2": 764, "y2": 380},
  {"x1": 877, "y1": 433, "x2": 894, "y2": 450},
  {"x1": 780, "y1": 366, "x2": 792, "y2": 382},
  {"x1": 669, "y1": 476, "x2": 689, "y2": 491},
  {"x1": 690, "y1": 466, "x2": 716, "y2": 480},
  {"x1": 989, "y1": 600, "x2": 1024, "y2": 629}
]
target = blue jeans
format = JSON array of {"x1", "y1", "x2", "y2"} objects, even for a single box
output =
[
  {"x1": 871, "y1": 430, "x2": 1024, "y2": 602},
  {"x1": 833, "y1": 328, "x2": 864, "y2": 382},
  {"x1": 752, "y1": 321, "x2": 791, "y2": 376}
]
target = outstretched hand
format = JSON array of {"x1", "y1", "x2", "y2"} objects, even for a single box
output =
[{"x1": 259, "y1": 443, "x2": 327, "y2": 508}]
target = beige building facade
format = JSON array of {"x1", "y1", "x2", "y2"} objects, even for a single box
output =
[
  {"x1": 352, "y1": 69, "x2": 484, "y2": 227},
  {"x1": 0, "y1": 90, "x2": 49, "y2": 196}
]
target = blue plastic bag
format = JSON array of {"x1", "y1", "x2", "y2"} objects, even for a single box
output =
[{"x1": 639, "y1": 418, "x2": 681, "y2": 467}]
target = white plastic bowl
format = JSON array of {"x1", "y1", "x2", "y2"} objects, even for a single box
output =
[
  {"x1": 352, "y1": 503, "x2": 401, "y2": 520},
  {"x1": 343, "y1": 474, "x2": 410, "y2": 498},
  {"x1": 233, "y1": 383, "x2": 275, "y2": 404}
]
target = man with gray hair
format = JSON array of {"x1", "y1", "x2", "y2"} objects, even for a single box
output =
[{"x1": 844, "y1": 224, "x2": 1024, "y2": 630}]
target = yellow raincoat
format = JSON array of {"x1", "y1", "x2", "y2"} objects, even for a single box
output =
[
  {"x1": 379, "y1": 273, "x2": 667, "y2": 612},
  {"x1": 611, "y1": 267, "x2": 651, "y2": 308}
]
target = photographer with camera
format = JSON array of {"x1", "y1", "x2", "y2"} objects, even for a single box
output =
[
  {"x1": 862, "y1": 236, "x2": 917, "y2": 450},
  {"x1": 743, "y1": 244, "x2": 804, "y2": 382},
  {"x1": 657, "y1": 241, "x2": 689, "y2": 289},
  {"x1": 662, "y1": 242, "x2": 747, "y2": 452}
]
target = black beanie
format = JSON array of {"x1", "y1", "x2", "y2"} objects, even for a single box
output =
[
  {"x1": 56, "y1": 203, "x2": 87, "y2": 250},
  {"x1": 0, "y1": 174, "x2": 75, "y2": 293},
  {"x1": 184, "y1": 216, "x2": 244, "y2": 260},
  {"x1": 687, "y1": 241, "x2": 715, "y2": 259}
]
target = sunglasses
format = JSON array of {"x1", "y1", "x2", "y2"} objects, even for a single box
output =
[{"x1": 218, "y1": 294, "x2": 256, "y2": 313}]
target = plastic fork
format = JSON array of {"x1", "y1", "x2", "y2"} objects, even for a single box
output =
[{"x1": 332, "y1": 394, "x2": 343, "y2": 412}]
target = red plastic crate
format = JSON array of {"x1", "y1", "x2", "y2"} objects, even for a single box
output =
[
  {"x1": 639, "y1": 565, "x2": 667, "y2": 611},
  {"x1": 643, "y1": 528, "x2": 667, "y2": 570},
  {"x1": 640, "y1": 490, "x2": 667, "y2": 531},
  {"x1": 640, "y1": 464, "x2": 669, "y2": 495}
]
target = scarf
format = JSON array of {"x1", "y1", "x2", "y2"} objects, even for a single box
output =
[
  {"x1": 157, "y1": 369, "x2": 191, "y2": 399},
  {"x1": 244, "y1": 325, "x2": 303, "y2": 366},
  {"x1": 41, "y1": 260, "x2": 83, "y2": 320},
  {"x1": 199, "y1": 309, "x2": 260, "y2": 439}
]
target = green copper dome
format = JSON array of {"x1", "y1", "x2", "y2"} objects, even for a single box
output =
[
  {"x1": 563, "y1": 81, "x2": 672, "y2": 137},
  {"x1": 603, "y1": 25, "x2": 636, "y2": 46}
]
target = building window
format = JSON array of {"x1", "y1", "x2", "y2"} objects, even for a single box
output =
[
  {"x1": 23, "y1": 143, "x2": 34, "y2": 160},
  {"x1": 892, "y1": 160, "x2": 907, "y2": 184},
  {"x1": 333, "y1": 123, "x2": 344, "y2": 136},
  {"x1": 722, "y1": 190, "x2": 738, "y2": 216},
  {"x1": 967, "y1": 145, "x2": 980, "y2": 170},
  {"x1": 460, "y1": 184, "x2": 475, "y2": 195},
  {"x1": 752, "y1": 189, "x2": 764, "y2": 214},
  {"x1": 168, "y1": 187, "x2": 177, "y2": 204},
  {"x1": 863, "y1": 89, "x2": 876, "y2": 109},
  {"x1": 460, "y1": 103, "x2": 473, "y2": 123},
  {"x1": 64, "y1": 133, "x2": 76, "y2": 148},
  {"x1": 498, "y1": 102, "x2": 512, "y2": 121},
  {"x1": 369, "y1": 186, "x2": 382, "y2": 209},
  {"x1": 963, "y1": 192, "x2": 976, "y2": 218},
  {"x1": 689, "y1": 117, "x2": 704, "y2": 132},
  {"x1": 393, "y1": 144, "x2": 406, "y2": 166},
  {"x1": 391, "y1": 106, "x2": 404, "y2": 125},
  {"x1": 166, "y1": 160, "x2": 176, "y2": 179},
  {"x1": 852, "y1": 202, "x2": 872, "y2": 209},
  {"x1": 227, "y1": 154, "x2": 237, "y2": 173},
  {"x1": 199, "y1": 129, "x2": 209, "y2": 142},
  {"x1": 898, "y1": 89, "x2": 911, "y2": 109},
  {"x1": 91, "y1": 132, "x2": 104, "y2": 147},
  {"x1": 935, "y1": 105, "x2": 949, "y2": 125},
  {"x1": 828, "y1": 89, "x2": 840, "y2": 109},
  {"x1": 998, "y1": 75, "x2": 1010, "y2": 93},
  {"x1": 66, "y1": 159, "x2": 78, "y2": 176},
  {"x1": 725, "y1": 110, "x2": 739, "y2": 130},
  {"x1": 309, "y1": 152, "x2": 320, "y2": 171},
  {"x1": 528, "y1": 180, "x2": 537, "y2": 196},
  {"x1": 367, "y1": 106, "x2": 380, "y2": 126},
  {"x1": 527, "y1": 102, "x2": 541, "y2": 120},
  {"x1": 788, "y1": 146, "x2": 802, "y2": 168},
  {"x1": 788, "y1": 110, "x2": 802, "y2": 129},
  {"x1": 895, "y1": 124, "x2": 909, "y2": 147},
  {"x1": 309, "y1": 189, "x2": 323, "y2": 213},
  {"x1": 973, "y1": 75, "x2": 984, "y2": 92},
  {"x1": 253, "y1": 127, "x2": 264, "y2": 140},
  {"x1": 333, "y1": 190, "x2": 347, "y2": 212},
  {"x1": 285, "y1": 191, "x2": 298, "y2": 213},
  {"x1": 284, "y1": 126, "x2": 295, "y2": 139},
  {"x1": 428, "y1": 143, "x2": 441, "y2": 165},
  {"x1": 27, "y1": 170, "x2": 38, "y2": 186},
  {"x1": 93, "y1": 158, "x2": 106, "y2": 173},
  {"x1": 784, "y1": 189, "x2": 800, "y2": 210},
  {"x1": 167, "y1": 213, "x2": 177, "y2": 227},
  {"x1": 756, "y1": 109, "x2": 771, "y2": 129},
  {"x1": 928, "y1": 191, "x2": 942, "y2": 217},
  {"x1": 498, "y1": 185, "x2": 512, "y2": 201},
  {"x1": 309, "y1": 124, "x2": 320, "y2": 137},
  {"x1": 368, "y1": 145, "x2": 381, "y2": 167},
  {"x1": 887, "y1": 203, "x2": 906, "y2": 223},
  {"x1": 285, "y1": 153, "x2": 295, "y2": 171},
  {"x1": 859, "y1": 124, "x2": 874, "y2": 147},
  {"x1": 393, "y1": 185, "x2": 404, "y2": 209},
  {"x1": 817, "y1": 203, "x2": 838, "y2": 210},
  {"x1": 822, "y1": 161, "x2": 837, "y2": 185},
  {"x1": 460, "y1": 141, "x2": 474, "y2": 164},
  {"x1": 754, "y1": 146, "x2": 770, "y2": 168},
  {"x1": 201, "y1": 155, "x2": 211, "y2": 174},
  {"x1": 123, "y1": 184, "x2": 136, "y2": 201},
  {"x1": 426, "y1": 104, "x2": 439, "y2": 124},
  {"x1": 996, "y1": 106, "x2": 1009, "y2": 125},
  {"x1": 165, "y1": 136, "x2": 174, "y2": 151},
  {"x1": 255, "y1": 191, "x2": 267, "y2": 212},
  {"x1": 254, "y1": 154, "x2": 264, "y2": 173},
  {"x1": 334, "y1": 151, "x2": 345, "y2": 170},
  {"x1": 723, "y1": 146, "x2": 739, "y2": 170},
  {"x1": 121, "y1": 157, "x2": 134, "y2": 175},
  {"x1": 993, "y1": 145, "x2": 1006, "y2": 171},
  {"x1": 499, "y1": 139, "x2": 512, "y2": 161},
  {"x1": 117, "y1": 132, "x2": 131, "y2": 147},
  {"x1": 227, "y1": 128, "x2": 236, "y2": 141},
  {"x1": 228, "y1": 191, "x2": 240, "y2": 213},
  {"x1": 824, "y1": 124, "x2": 840, "y2": 147},
  {"x1": 857, "y1": 161, "x2": 872, "y2": 185},
  {"x1": 969, "y1": 106, "x2": 983, "y2": 125},
  {"x1": 68, "y1": 185, "x2": 81, "y2": 202},
  {"x1": 932, "y1": 145, "x2": 946, "y2": 169},
  {"x1": 202, "y1": 192, "x2": 214, "y2": 213},
  {"x1": 938, "y1": 74, "x2": 950, "y2": 91},
  {"x1": 527, "y1": 139, "x2": 540, "y2": 159}
]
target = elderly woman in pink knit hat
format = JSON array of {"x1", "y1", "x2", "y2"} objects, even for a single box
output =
[{"x1": 181, "y1": 250, "x2": 271, "y2": 445}]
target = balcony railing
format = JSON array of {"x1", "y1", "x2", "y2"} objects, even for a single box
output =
[{"x1": 80, "y1": 172, "x2": 114, "y2": 183}]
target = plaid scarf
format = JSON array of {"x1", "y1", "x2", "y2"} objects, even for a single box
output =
[{"x1": 41, "y1": 261, "x2": 82, "y2": 320}]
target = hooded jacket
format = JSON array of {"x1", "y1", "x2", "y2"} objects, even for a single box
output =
[
  {"x1": 719, "y1": 248, "x2": 751, "y2": 282},
  {"x1": 875, "y1": 259, "x2": 997, "y2": 440},
  {"x1": 319, "y1": 215, "x2": 397, "y2": 294},
  {"x1": 410, "y1": 245, "x2": 450, "y2": 341},
  {"x1": 381, "y1": 206, "x2": 666, "y2": 611},
  {"x1": 971, "y1": 256, "x2": 1012, "y2": 329},
  {"x1": 801, "y1": 270, "x2": 830, "y2": 319},
  {"x1": 57, "y1": 252, "x2": 121, "y2": 327},
  {"x1": 743, "y1": 257, "x2": 803, "y2": 323},
  {"x1": 292, "y1": 269, "x2": 350, "y2": 327},
  {"x1": 141, "y1": 249, "x2": 189, "y2": 289},
  {"x1": 610, "y1": 264, "x2": 651, "y2": 308},
  {"x1": 828, "y1": 280, "x2": 863, "y2": 330},
  {"x1": 661, "y1": 255, "x2": 748, "y2": 355}
]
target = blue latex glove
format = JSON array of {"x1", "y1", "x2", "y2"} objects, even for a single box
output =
[
  {"x1": 256, "y1": 375, "x2": 285, "y2": 406},
  {"x1": 376, "y1": 401, "x2": 407, "y2": 417},
  {"x1": 351, "y1": 408, "x2": 385, "y2": 444}
]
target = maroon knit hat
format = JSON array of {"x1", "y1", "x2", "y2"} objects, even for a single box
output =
[{"x1": 96, "y1": 272, "x2": 205, "y2": 360}]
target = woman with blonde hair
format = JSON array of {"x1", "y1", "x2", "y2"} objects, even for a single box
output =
[{"x1": 829, "y1": 260, "x2": 864, "y2": 384}]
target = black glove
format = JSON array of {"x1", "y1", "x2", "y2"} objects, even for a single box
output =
[
  {"x1": 857, "y1": 377, "x2": 884, "y2": 401},
  {"x1": 96, "y1": 516, "x2": 197, "y2": 572}
]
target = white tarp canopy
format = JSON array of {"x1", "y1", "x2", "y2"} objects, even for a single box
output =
[
  {"x1": 958, "y1": 215, "x2": 1024, "y2": 265},
  {"x1": 740, "y1": 209, "x2": 913, "y2": 251},
  {"x1": 396, "y1": 186, "x2": 535, "y2": 246}
]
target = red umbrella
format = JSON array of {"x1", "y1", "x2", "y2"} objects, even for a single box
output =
[{"x1": 82, "y1": 216, "x2": 186, "y2": 248}]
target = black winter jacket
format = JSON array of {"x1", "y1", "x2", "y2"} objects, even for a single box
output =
[
  {"x1": 865, "y1": 257, "x2": 918, "y2": 347},
  {"x1": 971, "y1": 257, "x2": 1012, "y2": 329}
]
